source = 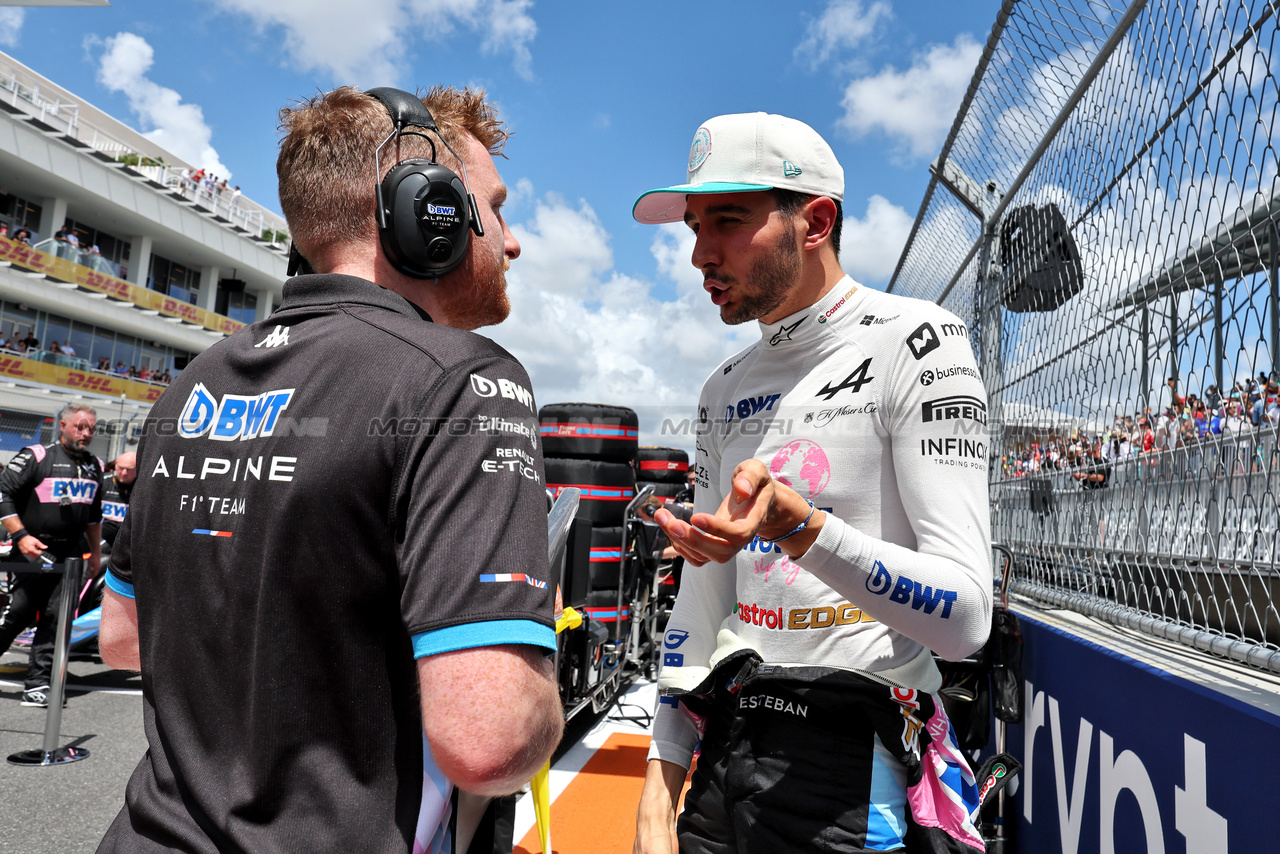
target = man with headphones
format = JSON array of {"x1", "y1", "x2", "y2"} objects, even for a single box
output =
[{"x1": 97, "y1": 87, "x2": 562, "y2": 854}]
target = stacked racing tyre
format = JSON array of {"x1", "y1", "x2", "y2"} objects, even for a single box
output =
[
  {"x1": 636, "y1": 446, "x2": 691, "y2": 507},
  {"x1": 540, "y1": 403, "x2": 638, "y2": 628}
]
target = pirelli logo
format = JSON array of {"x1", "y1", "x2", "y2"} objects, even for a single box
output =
[{"x1": 920, "y1": 394, "x2": 987, "y2": 425}]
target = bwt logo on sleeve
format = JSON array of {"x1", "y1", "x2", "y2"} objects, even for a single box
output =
[
  {"x1": 179, "y1": 384, "x2": 295, "y2": 441},
  {"x1": 470, "y1": 373, "x2": 535, "y2": 411},
  {"x1": 865, "y1": 560, "x2": 958, "y2": 618}
]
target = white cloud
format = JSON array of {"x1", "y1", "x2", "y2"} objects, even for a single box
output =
[
  {"x1": 841, "y1": 194, "x2": 913, "y2": 284},
  {"x1": 839, "y1": 34, "x2": 982, "y2": 158},
  {"x1": 486, "y1": 195, "x2": 756, "y2": 450},
  {"x1": 214, "y1": 0, "x2": 537, "y2": 84},
  {"x1": 94, "y1": 33, "x2": 231, "y2": 177},
  {"x1": 795, "y1": 0, "x2": 891, "y2": 69},
  {"x1": 0, "y1": 9, "x2": 23, "y2": 48}
]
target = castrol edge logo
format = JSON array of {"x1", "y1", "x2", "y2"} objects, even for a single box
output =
[{"x1": 817, "y1": 286, "x2": 856, "y2": 324}]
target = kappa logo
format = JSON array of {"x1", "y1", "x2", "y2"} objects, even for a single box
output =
[
  {"x1": 254, "y1": 325, "x2": 290, "y2": 349},
  {"x1": 179, "y1": 384, "x2": 295, "y2": 441},
  {"x1": 769, "y1": 317, "x2": 807, "y2": 346},
  {"x1": 906, "y1": 322, "x2": 940, "y2": 360},
  {"x1": 469, "y1": 373, "x2": 535, "y2": 411}
]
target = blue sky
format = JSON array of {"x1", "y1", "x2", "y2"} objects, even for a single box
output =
[{"x1": 1, "y1": 0, "x2": 1002, "y2": 446}]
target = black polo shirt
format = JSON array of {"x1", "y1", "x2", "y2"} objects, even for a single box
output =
[{"x1": 100, "y1": 274, "x2": 554, "y2": 854}]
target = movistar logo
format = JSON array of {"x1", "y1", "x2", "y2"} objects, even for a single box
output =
[{"x1": 783, "y1": 161, "x2": 802, "y2": 177}]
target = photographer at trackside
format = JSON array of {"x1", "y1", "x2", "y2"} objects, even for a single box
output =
[
  {"x1": 0, "y1": 402, "x2": 103, "y2": 708},
  {"x1": 97, "y1": 86, "x2": 562, "y2": 854}
]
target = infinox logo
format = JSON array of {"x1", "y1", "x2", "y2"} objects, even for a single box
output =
[
  {"x1": 179, "y1": 384, "x2": 294, "y2": 441},
  {"x1": 865, "y1": 560, "x2": 958, "y2": 618}
]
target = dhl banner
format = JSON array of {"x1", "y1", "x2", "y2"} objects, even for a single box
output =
[
  {"x1": 0, "y1": 235, "x2": 244, "y2": 336},
  {"x1": 0, "y1": 352, "x2": 168, "y2": 403}
]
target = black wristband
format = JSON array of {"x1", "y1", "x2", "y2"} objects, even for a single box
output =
[{"x1": 11, "y1": 528, "x2": 28, "y2": 543}]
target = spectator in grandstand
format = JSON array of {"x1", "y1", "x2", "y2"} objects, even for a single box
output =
[
  {"x1": 60, "y1": 341, "x2": 75, "y2": 357},
  {"x1": 632, "y1": 112, "x2": 990, "y2": 854},
  {"x1": 98, "y1": 85, "x2": 561, "y2": 854},
  {"x1": 1073, "y1": 444, "x2": 1110, "y2": 489},
  {"x1": 1206, "y1": 383, "x2": 1222, "y2": 410},
  {"x1": 48, "y1": 342, "x2": 62, "y2": 355},
  {"x1": 0, "y1": 223, "x2": 8, "y2": 237},
  {"x1": 113, "y1": 361, "x2": 126, "y2": 374},
  {"x1": 231, "y1": 186, "x2": 242, "y2": 206},
  {"x1": 96, "y1": 356, "x2": 110, "y2": 371},
  {"x1": 54, "y1": 224, "x2": 72, "y2": 244},
  {"x1": 12, "y1": 227, "x2": 32, "y2": 245},
  {"x1": 0, "y1": 403, "x2": 103, "y2": 708}
]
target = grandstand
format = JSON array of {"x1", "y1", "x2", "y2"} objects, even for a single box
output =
[{"x1": 0, "y1": 48, "x2": 287, "y2": 461}]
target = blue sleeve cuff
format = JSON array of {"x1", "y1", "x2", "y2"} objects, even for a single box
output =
[
  {"x1": 105, "y1": 569, "x2": 135, "y2": 599},
  {"x1": 411, "y1": 619, "x2": 556, "y2": 658}
]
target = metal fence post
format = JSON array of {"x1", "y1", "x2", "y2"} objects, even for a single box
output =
[{"x1": 7, "y1": 557, "x2": 91, "y2": 767}]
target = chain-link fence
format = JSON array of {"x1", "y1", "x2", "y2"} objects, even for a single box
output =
[{"x1": 888, "y1": 0, "x2": 1280, "y2": 673}]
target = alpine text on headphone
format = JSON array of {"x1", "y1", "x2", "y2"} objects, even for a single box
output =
[{"x1": 365, "y1": 87, "x2": 484, "y2": 279}]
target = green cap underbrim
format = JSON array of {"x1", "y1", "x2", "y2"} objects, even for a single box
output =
[{"x1": 632, "y1": 182, "x2": 774, "y2": 224}]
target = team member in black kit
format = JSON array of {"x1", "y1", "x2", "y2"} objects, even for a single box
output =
[
  {"x1": 0, "y1": 402, "x2": 103, "y2": 707},
  {"x1": 100, "y1": 451, "x2": 136, "y2": 548},
  {"x1": 97, "y1": 86, "x2": 563, "y2": 854}
]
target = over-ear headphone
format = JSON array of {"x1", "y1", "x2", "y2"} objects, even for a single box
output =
[{"x1": 365, "y1": 87, "x2": 485, "y2": 279}]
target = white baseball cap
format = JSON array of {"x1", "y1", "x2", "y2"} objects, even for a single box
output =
[{"x1": 633, "y1": 112, "x2": 844, "y2": 224}]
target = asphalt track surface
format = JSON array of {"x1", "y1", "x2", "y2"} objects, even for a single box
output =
[
  {"x1": 0, "y1": 649, "x2": 145, "y2": 854},
  {"x1": 1, "y1": 646, "x2": 658, "y2": 854}
]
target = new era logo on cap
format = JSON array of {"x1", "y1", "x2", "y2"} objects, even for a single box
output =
[{"x1": 633, "y1": 112, "x2": 845, "y2": 224}]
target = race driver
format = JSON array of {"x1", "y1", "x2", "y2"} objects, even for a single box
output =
[
  {"x1": 631, "y1": 113, "x2": 993, "y2": 853},
  {"x1": 97, "y1": 86, "x2": 562, "y2": 854}
]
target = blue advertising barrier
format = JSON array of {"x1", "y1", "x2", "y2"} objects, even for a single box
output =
[{"x1": 1006, "y1": 612, "x2": 1279, "y2": 854}]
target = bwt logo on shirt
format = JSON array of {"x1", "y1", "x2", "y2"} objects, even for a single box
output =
[
  {"x1": 179, "y1": 384, "x2": 295, "y2": 441},
  {"x1": 48, "y1": 479, "x2": 98, "y2": 503},
  {"x1": 865, "y1": 560, "x2": 958, "y2": 618},
  {"x1": 470, "y1": 373, "x2": 534, "y2": 411},
  {"x1": 725, "y1": 393, "x2": 781, "y2": 423}
]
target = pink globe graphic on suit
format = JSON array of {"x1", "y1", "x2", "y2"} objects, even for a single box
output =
[{"x1": 769, "y1": 439, "x2": 831, "y2": 498}]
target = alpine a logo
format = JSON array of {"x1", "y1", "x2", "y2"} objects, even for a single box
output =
[
  {"x1": 769, "y1": 317, "x2": 806, "y2": 346},
  {"x1": 906, "y1": 322, "x2": 940, "y2": 360},
  {"x1": 254, "y1": 325, "x2": 290, "y2": 348},
  {"x1": 865, "y1": 560, "x2": 958, "y2": 618},
  {"x1": 179, "y1": 384, "x2": 295, "y2": 441},
  {"x1": 469, "y1": 373, "x2": 535, "y2": 411}
]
